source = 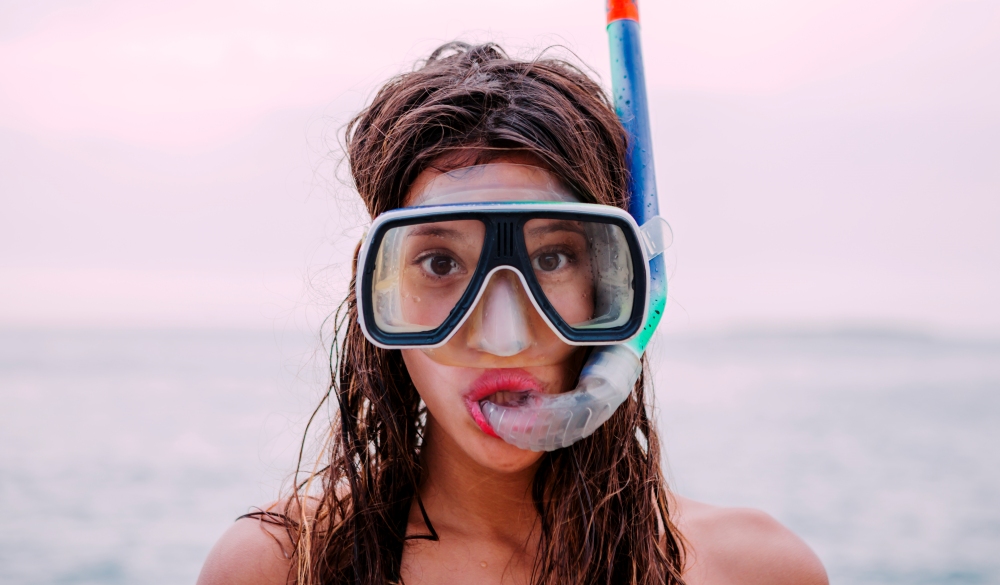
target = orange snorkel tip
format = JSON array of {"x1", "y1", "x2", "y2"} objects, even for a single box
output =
[{"x1": 606, "y1": 0, "x2": 639, "y2": 24}]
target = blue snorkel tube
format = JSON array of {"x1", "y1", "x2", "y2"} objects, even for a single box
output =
[
  {"x1": 482, "y1": 0, "x2": 669, "y2": 450},
  {"x1": 608, "y1": 0, "x2": 667, "y2": 355}
]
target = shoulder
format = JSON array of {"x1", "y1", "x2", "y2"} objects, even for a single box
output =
[
  {"x1": 196, "y1": 500, "x2": 303, "y2": 585},
  {"x1": 671, "y1": 496, "x2": 828, "y2": 585}
]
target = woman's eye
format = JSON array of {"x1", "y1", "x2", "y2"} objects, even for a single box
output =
[
  {"x1": 533, "y1": 252, "x2": 568, "y2": 272},
  {"x1": 420, "y1": 255, "x2": 460, "y2": 276}
]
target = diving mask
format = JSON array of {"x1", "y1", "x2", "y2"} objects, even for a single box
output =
[{"x1": 357, "y1": 201, "x2": 654, "y2": 349}]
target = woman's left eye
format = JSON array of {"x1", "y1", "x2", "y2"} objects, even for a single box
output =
[{"x1": 532, "y1": 251, "x2": 569, "y2": 272}]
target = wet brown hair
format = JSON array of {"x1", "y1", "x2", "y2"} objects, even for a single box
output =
[{"x1": 275, "y1": 41, "x2": 686, "y2": 585}]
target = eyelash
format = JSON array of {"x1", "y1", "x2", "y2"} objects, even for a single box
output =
[
  {"x1": 413, "y1": 251, "x2": 464, "y2": 277},
  {"x1": 532, "y1": 246, "x2": 577, "y2": 271}
]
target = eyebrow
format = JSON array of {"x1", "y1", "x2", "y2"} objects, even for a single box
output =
[
  {"x1": 407, "y1": 225, "x2": 469, "y2": 240},
  {"x1": 524, "y1": 220, "x2": 587, "y2": 238}
]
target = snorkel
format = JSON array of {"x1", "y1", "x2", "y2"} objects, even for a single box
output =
[{"x1": 480, "y1": 0, "x2": 668, "y2": 451}]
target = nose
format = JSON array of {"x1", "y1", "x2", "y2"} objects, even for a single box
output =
[{"x1": 466, "y1": 271, "x2": 535, "y2": 357}]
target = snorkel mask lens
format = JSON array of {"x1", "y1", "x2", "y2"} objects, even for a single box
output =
[
  {"x1": 371, "y1": 218, "x2": 486, "y2": 335},
  {"x1": 524, "y1": 218, "x2": 636, "y2": 331},
  {"x1": 359, "y1": 205, "x2": 647, "y2": 349}
]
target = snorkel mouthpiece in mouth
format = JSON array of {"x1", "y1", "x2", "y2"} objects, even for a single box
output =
[
  {"x1": 465, "y1": 369, "x2": 543, "y2": 438},
  {"x1": 481, "y1": 390, "x2": 535, "y2": 408},
  {"x1": 481, "y1": 344, "x2": 643, "y2": 451},
  {"x1": 481, "y1": 0, "x2": 669, "y2": 451}
]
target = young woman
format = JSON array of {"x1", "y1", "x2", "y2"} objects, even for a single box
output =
[{"x1": 198, "y1": 43, "x2": 828, "y2": 585}]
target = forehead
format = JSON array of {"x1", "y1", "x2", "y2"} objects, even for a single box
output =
[{"x1": 405, "y1": 163, "x2": 578, "y2": 207}]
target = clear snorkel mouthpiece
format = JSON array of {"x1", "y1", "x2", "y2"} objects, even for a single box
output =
[{"x1": 481, "y1": 343, "x2": 643, "y2": 451}]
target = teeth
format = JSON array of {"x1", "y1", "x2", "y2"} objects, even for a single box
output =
[{"x1": 482, "y1": 391, "x2": 532, "y2": 407}]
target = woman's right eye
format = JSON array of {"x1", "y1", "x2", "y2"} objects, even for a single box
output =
[{"x1": 419, "y1": 254, "x2": 460, "y2": 277}]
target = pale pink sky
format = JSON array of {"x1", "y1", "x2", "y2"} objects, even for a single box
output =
[
  {"x1": 0, "y1": 0, "x2": 966, "y2": 146},
  {"x1": 2, "y1": 0, "x2": 998, "y2": 334}
]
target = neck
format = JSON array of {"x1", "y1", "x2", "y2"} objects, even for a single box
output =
[{"x1": 415, "y1": 416, "x2": 540, "y2": 540}]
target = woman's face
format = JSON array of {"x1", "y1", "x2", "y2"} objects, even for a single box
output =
[{"x1": 400, "y1": 162, "x2": 589, "y2": 473}]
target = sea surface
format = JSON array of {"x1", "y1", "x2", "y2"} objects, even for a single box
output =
[{"x1": 1, "y1": 328, "x2": 998, "y2": 584}]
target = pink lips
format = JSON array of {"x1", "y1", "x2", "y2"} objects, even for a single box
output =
[{"x1": 464, "y1": 369, "x2": 543, "y2": 438}]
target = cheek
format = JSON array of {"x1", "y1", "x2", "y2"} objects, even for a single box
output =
[
  {"x1": 401, "y1": 349, "x2": 464, "y2": 410},
  {"x1": 399, "y1": 271, "x2": 466, "y2": 329},
  {"x1": 545, "y1": 284, "x2": 595, "y2": 325},
  {"x1": 538, "y1": 267, "x2": 597, "y2": 326}
]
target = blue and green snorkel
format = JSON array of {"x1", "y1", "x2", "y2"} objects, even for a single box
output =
[
  {"x1": 608, "y1": 0, "x2": 667, "y2": 355},
  {"x1": 480, "y1": 0, "x2": 669, "y2": 450}
]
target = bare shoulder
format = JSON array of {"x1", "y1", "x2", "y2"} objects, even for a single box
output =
[
  {"x1": 671, "y1": 496, "x2": 828, "y2": 585},
  {"x1": 196, "y1": 500, "x2": 300, "y2": 585}
]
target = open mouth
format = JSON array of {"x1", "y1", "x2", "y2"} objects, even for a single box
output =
[
  {"x1": 464, "y1": 369, "x2": 544, "y2": 436},
  {"x1": 479, "y1": 390, "x2": 534, "y2": 407}
]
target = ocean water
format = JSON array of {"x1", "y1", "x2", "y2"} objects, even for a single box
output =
[
  {"x1": 653, "y1": 332, "x2": 1000, "y2": 584},
  {"x1": 1, "y1": 328, "x2": 997, "y2": 584}
]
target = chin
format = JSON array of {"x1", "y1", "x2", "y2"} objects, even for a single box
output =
[
  {"x1": 422, "y1": 399, "x2": 546, "y2": 474},
  {"x1": 463, "y1": 428, "x2": 545, "y2": 472}
]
